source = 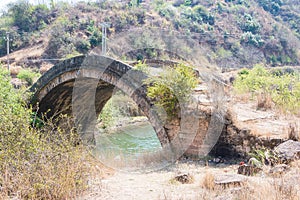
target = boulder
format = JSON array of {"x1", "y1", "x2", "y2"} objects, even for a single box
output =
[
  {"x1": 274, "y1": 140, "x2": 300, "y2": 163},
  {"x1": 214, "y1": 174, "x2": 247, "y2": 187},
  {"x1": 269, "y1": 164, "x2": 289, "y2": 175},
  {"x1": 237, "y1": 164, "x2": 262, "y2": 176},
  {"x1": 174, "y1": 173, "x2": 194, "y2": 184}
]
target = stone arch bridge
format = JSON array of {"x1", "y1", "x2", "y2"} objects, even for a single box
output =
[{"x1": 30, "y1": 54, "x2": 227, "y2": 157}]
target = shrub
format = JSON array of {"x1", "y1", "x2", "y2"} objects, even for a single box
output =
[
  {"x1": 248, "y1": 148, "x2": 280, "y2": 166},
  {"x1": 45, "y1": 16, "x2": 79, "y2": 58},
  {"x1": 241, "y1": 32, "x2": 264, "y2": 47},
  {"x1": 87, "y1": 21, "x2": 102, "y2": 48},
  {"x1": 17, "y1": 68, "x2": 40, "y2": 86},
  {"x1": 234, "y1": 65, "x2": 300, "y2": 113},
  {"x1": 184, "y1": 0, "x2": 192, "y2": 6},
  {"x1": 158, "y1": 4, "x2": 176, "y2": 20},
  {"x1": 99, "y1": 98, "x2": 120, "y2": 129},
  {"x1": 145, "y1": 64, "x2": 198, "y2": 119},
  {"x1": 192, "y1": 5, "x2": 215, "y2": 25},
  {"x1": 239, "y1": 14, "x2": 261, "y2": 34},
  {"x1": 258, "y1": 0, "x2": 282, "y2": 15},
  {"x1": 133, "y1": 60, "x2": 150, "y2": 73},
  {"x1": 98, "y1": 91, "x2": 142, "y2": 129},
  {"x1": 215, "y1": 47, "x2": 233, "y2": 59},
  {"x1": 0, "y1": 66, "x2": 100, "y2": 199},
  {"x1": 75, "y1": 38, "x2": 91, "y2": 53}
]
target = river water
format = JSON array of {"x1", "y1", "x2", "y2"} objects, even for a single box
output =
[{"x1": 94, "y1": 122, "x2": 162, "y2": 167}]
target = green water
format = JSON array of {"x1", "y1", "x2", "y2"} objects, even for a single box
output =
[{"x1": 95, "y1": 123, "x2": 162, "y2": 157}]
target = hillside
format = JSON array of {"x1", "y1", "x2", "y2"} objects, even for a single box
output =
[
  {"x1": 0, "y1": 0, "x2": 299, "y2": 73},
  {"x1": 0, "y1": 1, "x2": 300, "y2": 199}
]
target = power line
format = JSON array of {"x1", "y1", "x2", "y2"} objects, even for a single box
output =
[{"x1": 25, "y1": 58, "x2": 63, "y2": 61}]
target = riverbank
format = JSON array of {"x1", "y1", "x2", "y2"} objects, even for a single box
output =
[
  {"x1": 79, "y1": 157, "x2": 300, "y2": 200},
  {"x1": 96, "y1": 116, "x2": 150, "y2": 135}
]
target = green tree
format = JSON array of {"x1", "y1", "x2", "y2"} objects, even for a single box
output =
[
  {"x1": 8, "y1": 0, "x2": 32, "y2": 32},
  {"x1": 193, "y1": 5, "x2": 215, "y2": 25},
  {"x1": 8, "y1": 1, "x2": 49, "y2": 32},
  {"x1": 87, "y1": 21, "x2": 102, "y2": 48}
]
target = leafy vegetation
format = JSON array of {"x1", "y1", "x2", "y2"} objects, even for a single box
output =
[
  {"x1": 145, "y1": 64, "x2": 198, "y2": 119},
  {"x1": 133, "y1": 60, "x2": 150, "y2": 73},
  {"x1": 17, "y1": 68, "x2": 40, "y2": 86},
  {"x1": 239, "y1": 13, "x2": 261, "y2": 34},
  {"x1": 0, "y1": 65, "x2": 100, "y2": 199},
  {"x1": 248, "y1": 148, "x2": 280, "y2": 167},
  {"x1": 99, "y1": 91, "x2": 142, "y2": 129},
  {"x1": 6, "y1": 1, "x2": 50, "y2": 33},
  {"x1": 99, "y1": 98, "x2": 121, "y2": 129},
  {"x1": 234, "y1": 65, "x2": 300, "y2": 113}
]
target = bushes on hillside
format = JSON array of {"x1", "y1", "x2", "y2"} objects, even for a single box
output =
[
  {"x1": 86, "y1": 21, "x2": 102, "y2": 48},
  {"x1": 241, "y1": 32, "x2": 264, "y2": 47},
  {"x1": 258, "y1": 0, "x2": 283, "y2": 15},
  {"x1": 239, "y1": 14, "x2": 261, "y2": 34},
  {"x1": 8, "y1": 1, "x2": 50, "y2": 32},
  {"x1": 234, "y1": 65, "x2": 300, "y2": 113}
]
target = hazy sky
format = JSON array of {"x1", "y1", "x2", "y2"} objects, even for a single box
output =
[
  {"x1": 1, "y1": 0, "x2": 19, "y2": 11},
  {"x1": 0, "y1": 0, "x2": 94, "y2": 12},
  {"x1": 0, "y1": 0, "x2": 39, "y2": 12}
]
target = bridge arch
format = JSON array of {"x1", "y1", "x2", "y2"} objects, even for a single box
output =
[
  {"x1": 30, "y1": 54, "x2": 226, "y2": 160},
  {"x1": 30, "y1": 55, "x2": 170, "y2": 146}
]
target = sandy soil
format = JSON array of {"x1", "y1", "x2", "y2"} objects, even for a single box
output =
[
  {"x1": 78, "y1": 161, "x2": 239, "y2": 200},
  {"x1": 79, "y1": 159, "x2": 300, "y2": 200}
]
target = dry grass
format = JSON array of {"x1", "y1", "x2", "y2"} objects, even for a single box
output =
[
  {"x1": 0, "y1": 115, "x2": 107, "y2": 199},
  {"x1": 205, "y1": 160, "x2": 300, "y2": 200},
  {"x1": 9, "y1": 66, "x2": 23, "y2": 76},
  {"x1": 0, "y1": 67, "x2": 108, "y2": 199},
  {"x1": 287, "y1": 122, "x2": 299, "y2": 141},
  {"x1": 232, "y1": 92, "x2": 253, "y2": 102},
  {"x1": 234, "y1": 178, "x2": 300, "y2": 200},
  {"x1": 257, "y1": 92, "x2": 273, "y2": 110},
  {"x1": 201, "y1": 172, "x2": 215, "y2": 190}
]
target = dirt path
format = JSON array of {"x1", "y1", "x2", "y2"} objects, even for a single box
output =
[{"x1": 78, "y1": 162, "x2": 238, "y2": 200}]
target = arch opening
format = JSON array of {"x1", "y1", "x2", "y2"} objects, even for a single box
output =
[
  {"x1": 30, "y1": 55, "x2": 170, "y2": 149},
  {"x1": 95, "y1": 89, "x2": 162, "y2": 160}
]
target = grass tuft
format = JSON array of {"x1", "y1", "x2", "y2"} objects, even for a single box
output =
[{"x1": 201, "y1": 172, "x2": 215, "y2": 190}]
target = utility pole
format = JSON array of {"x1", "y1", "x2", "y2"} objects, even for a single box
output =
[
  {"x1": 100, "y1": 22, "x2": 110, "y2": 56},
  {"x1": 6, "y1": 32, "x2": 10, "y2": 73}
]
